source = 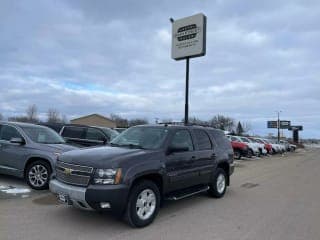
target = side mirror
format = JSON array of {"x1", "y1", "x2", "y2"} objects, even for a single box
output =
[
  {"x1": 167, "y1": 146, "x2": 189, "y2": 154},
  {"x1": 10, "y1": 137, "x2": 25, "y2": 145}
]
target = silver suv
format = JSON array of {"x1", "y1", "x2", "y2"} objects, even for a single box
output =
[{"x1": 0, "y1": 122, "x2": 77, "y2": 190}]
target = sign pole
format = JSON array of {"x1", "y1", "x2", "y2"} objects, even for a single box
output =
[
  {"x1": 277, "y1": 111, "x2": 280, "y2": 142},
  {"x1": 185, "y1": 57, "x2": 190, "y2": 125},
  {"x1": 171, "y1": 13, "x2": 206, "y2": 126}
]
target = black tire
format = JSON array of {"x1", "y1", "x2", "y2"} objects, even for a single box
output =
[
  {"x1": 124, "y1": 180, "x2": 160, "y2": 228},
  {"x1": 247, "y1": 149, "x2": 253, "y2": 158},
  {"x1": 25, "y1": 160, "x2": 52, "y2": 190},
  {"x1": 208, "y1": 168, "x2": 227, "y2": 198},
  {"x1": 234, "y1": 149, "x2": 241, "y2": 160}
]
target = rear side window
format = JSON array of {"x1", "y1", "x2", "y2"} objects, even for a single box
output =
[
  {"x1": 85, "y1": 128, "x2": 106, "y2": 141},
  {"x1": 193, "y1": 129, "x2": 212, "y2": 150},
  {"x1": 210, "y1": 130, "x2": 231, "y2": 149},
  {"x1": 0, "y1": 125, "x2": 22, "y2": 141},
  {"x1": 169, "y1": 130, "x2": 194, "y2": 151},
  {"x1": 62, "y1": 126, "x2": 85, "y2": 139}
]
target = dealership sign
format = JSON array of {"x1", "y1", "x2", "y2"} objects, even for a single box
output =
[
  {"x1": 267, "y1": 120, "x2": 291, "y2": 129},
  {"x1": 171, "y1": 13, "x2": 206, "y2": 60}
]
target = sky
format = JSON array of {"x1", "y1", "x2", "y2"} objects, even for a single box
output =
[{"x1": 0, "y1": 0, "x2": 319, "y2": 138}]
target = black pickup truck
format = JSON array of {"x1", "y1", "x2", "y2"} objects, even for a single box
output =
[{"x1": 50, "y1": 124, "x2": 234, "y2": 227}]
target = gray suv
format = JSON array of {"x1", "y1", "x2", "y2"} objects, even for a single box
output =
[{"x1": 0, "y1": 122, "x2": 77, "y2": 190}]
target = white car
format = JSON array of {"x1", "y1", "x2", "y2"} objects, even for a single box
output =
[
  {"x1": 248, "y1": 137, "x2": 268, "y2": 155},
  {"x1": 266, "y1": 139, "x2": 285, "y2": 153}
]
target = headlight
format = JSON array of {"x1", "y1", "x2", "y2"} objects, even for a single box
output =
[{"x1": 94, "y1": 168, "x2": 122, "y2": 185}]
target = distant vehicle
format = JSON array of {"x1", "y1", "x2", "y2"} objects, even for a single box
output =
[
  {"x1": 41, "y1": 123, "x2": 119, "y2": 147},
  {"x1": 50, "y1": 124, "x2": 234, "y2": 227},
  {"x1": 226, "y1": 135, "x2": 250, "y2": 159},
  {"x1": 227, "y1": 135, "x2": 261, "y2": 157},
  {"x1": 265, "y1": 139, "x2": 284, "y2": 154},
  {"x1": 0, "y1": 122, "x2": 77, "y2": 189},
  {"x1": 252, "y1": 138, "x2": 273, "y2": 154}
]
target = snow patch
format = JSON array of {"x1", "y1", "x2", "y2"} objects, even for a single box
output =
[{"x1": 1, "y1": 188, "x2": 31, "y2": 194}]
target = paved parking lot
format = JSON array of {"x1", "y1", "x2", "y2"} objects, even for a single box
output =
[{"x1": 1, "y1": 148, "x2": 320, "y2": 240}]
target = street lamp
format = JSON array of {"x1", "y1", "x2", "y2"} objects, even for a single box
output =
[{"x1": 276, "y1": 111, "x2": 282, "y2": 142}]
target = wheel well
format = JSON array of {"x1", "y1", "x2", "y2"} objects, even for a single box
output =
[
  {"x1": 217, "y1": 162, "x2": 230, "y2": 185},
  {"x1": 131, "y1": 174, "x2": 163, "y2": 196},
  {"x1": 24, "y1": 157, "x2": 52, "y2": 178}
]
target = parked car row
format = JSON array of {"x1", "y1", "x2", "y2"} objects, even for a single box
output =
[
  {"x1": 226, "y1": 135, "x2": 296, "y2": 160},
  {"x1": 0, "y1": 122, "x2": 234, "y2": 227}
]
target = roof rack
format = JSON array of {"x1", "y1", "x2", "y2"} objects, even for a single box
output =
[{"x1": 157, "y1": 122, "x2": 212, "y2": 128}]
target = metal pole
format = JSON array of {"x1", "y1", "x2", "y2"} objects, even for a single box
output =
[
  {"x1": 277, "y1": 111, "x2": 280, "y2": 142},
  {"x1": 184, "y1": 57, "x2": 190, "y2": 125}
]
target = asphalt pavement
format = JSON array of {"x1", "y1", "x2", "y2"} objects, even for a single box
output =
[{"x1": 1, "y1": 148, "x2": 320, "y2": 240}]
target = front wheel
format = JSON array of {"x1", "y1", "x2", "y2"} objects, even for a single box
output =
[
  {"x1": 26, "y1": 160, "x2": 52, "y2": 190},
  {"x1": 208, "y1": 168, "x2": 227, "y2": 198},
  {"x1": 124, "y1": 180, "x2": 160, "y2": 228}
]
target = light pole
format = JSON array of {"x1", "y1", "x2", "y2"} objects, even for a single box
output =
[{"x1": 276, "y1": 111, "x2": 282, "y2": 142}]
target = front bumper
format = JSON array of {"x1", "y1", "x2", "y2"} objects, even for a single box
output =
[{"x1": 49, "y1": 179, "x2": 129, "y2": 215}]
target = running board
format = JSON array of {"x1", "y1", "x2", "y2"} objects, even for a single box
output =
[{"x1": 166, "y1": 186, "x2": 210, "y2": 201}]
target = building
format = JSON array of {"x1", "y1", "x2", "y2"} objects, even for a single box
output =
[{"x1": 70, "y1": 114, "x2": 116, "y2": 128}]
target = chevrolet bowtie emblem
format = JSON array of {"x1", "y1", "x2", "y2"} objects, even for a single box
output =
[{"x1": 63, "y1": 168, "x2": 72, "y2": 175}]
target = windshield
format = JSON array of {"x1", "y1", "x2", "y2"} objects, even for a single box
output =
[
  {"x1": 110, "y1": 126, "x2": 168, "y2": 150},
  {"x1": 101, "y1": 128, "x2": 119, "y2": 140},
  {"x1": 22, "y1": 126, "x2": 65, "y2": 144},
  {"x1": 240, "y1": 137, "x2": 250, "y2": 143}
]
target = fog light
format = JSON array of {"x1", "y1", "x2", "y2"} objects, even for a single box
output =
[{"x1": 100, "y1": 202, "x2": 111, "y2": 209}]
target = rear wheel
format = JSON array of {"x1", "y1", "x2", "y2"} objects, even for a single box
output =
[
  {"x1": 124, "y1": 180, "x2": 160, "y2": 228},
  {"x1": 26, "y1": 160, "x2": 51, "y2": 190},
  {"x1": 208, "y1": 168, "x2": 227, "y2": 198}
]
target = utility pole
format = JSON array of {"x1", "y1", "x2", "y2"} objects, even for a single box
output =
[{"x1": 276, "y1": 111, "x2": 282, "y2": 142}]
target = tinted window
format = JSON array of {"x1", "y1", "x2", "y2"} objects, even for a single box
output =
[
  {"x1": 209, "y1": 130, "x2": 231, "y2": 150},
  {"x1": 86, "y1": 128, "x2": 105, "y2": 141},
  {"x1": 231, "y1": 136, "x2": 239, "y2": 142},
  {"x1": 0, "y1": 125, "x2": 22, "y2": 141},
  {"x1": 111, "y1": 127, "x2": 168, "y2": 150},
  {"x1": 22, "y1": 126, "x2": 65, "y2": 144},
  {"x1": 194, "y1": 129, "x2": 212, "y2": 150},
  {"x1": 169, "y1": 130, "x2": 194, "y2": 151},
  {"x1": 62, "y1": 126, "x2": 85, "y2": 139},
  {"x1": 101, "y1": 128, "x2": 119, "y2": 140}
]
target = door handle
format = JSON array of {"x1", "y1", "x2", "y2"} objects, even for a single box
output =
[
  {"x1": 190, "y1": 156, "x2": 196, "y2": 161},
  {"x1": 211, "y1": 153, "x2": 216, "y2": 159}
]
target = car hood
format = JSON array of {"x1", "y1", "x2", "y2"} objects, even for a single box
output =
[
  {"x1": 58, "y1": 146, "x2": 149, "y2": 168},
  {"x1": 40, "y1": 143, "x2": 78, "y2": 153}
]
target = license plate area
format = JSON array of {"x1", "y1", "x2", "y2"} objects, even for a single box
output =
[{"x1": 57, "y1": 193, "x2": 71, "y2": 205}]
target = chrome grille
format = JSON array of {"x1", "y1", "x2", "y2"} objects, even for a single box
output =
[{"x1": 56, "y1": 161, "x2": 93, "y2": 186}]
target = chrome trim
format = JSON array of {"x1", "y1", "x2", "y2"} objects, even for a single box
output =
[
  {"x1": 49, "y1": 179, "x2": 93, "y2": 210},
  {"x1": 56, "y1": 161, "x2": 94, "y2": 173}
]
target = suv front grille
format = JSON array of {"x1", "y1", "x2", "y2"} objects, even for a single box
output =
[{"x1": 56, "y1": 161, "x2": 94, "y2": 187}]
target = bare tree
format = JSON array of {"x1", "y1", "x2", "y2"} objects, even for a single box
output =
[
  {"x1": 110, "y1": 114, "x2": 129, "y2": 128},
  {"x1": 0, "y1": 113, "x2": 3, "y2": 121},
  {"x1": 8, "y1": 116, "x2": 29, "y2": 122},
  {"x1": 61, "y1": 114, "x2": 68, "y2": 124},
  {"x1": 242, "y1": 121, "x2": 252, "y2": 134},
  {"x1": 188, "y1": 116, "x2": 209, "y2": 126},
  {"x1": 128, "y1": 118, "x2": 148, "y2": 127},
  {"x1": 47, "y1": 109, "x2": 61, "y2": 123},
  {"x1": 26, "y1": 104, "x2": 39, "y2": 123},
  {"x1": 209, "y1": 115, "x2": 235, "y2": 131}
]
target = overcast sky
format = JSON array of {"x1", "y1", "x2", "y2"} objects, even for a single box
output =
[{"x1": 0, "y1": 0, "x2": 319, "y2": 138}]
